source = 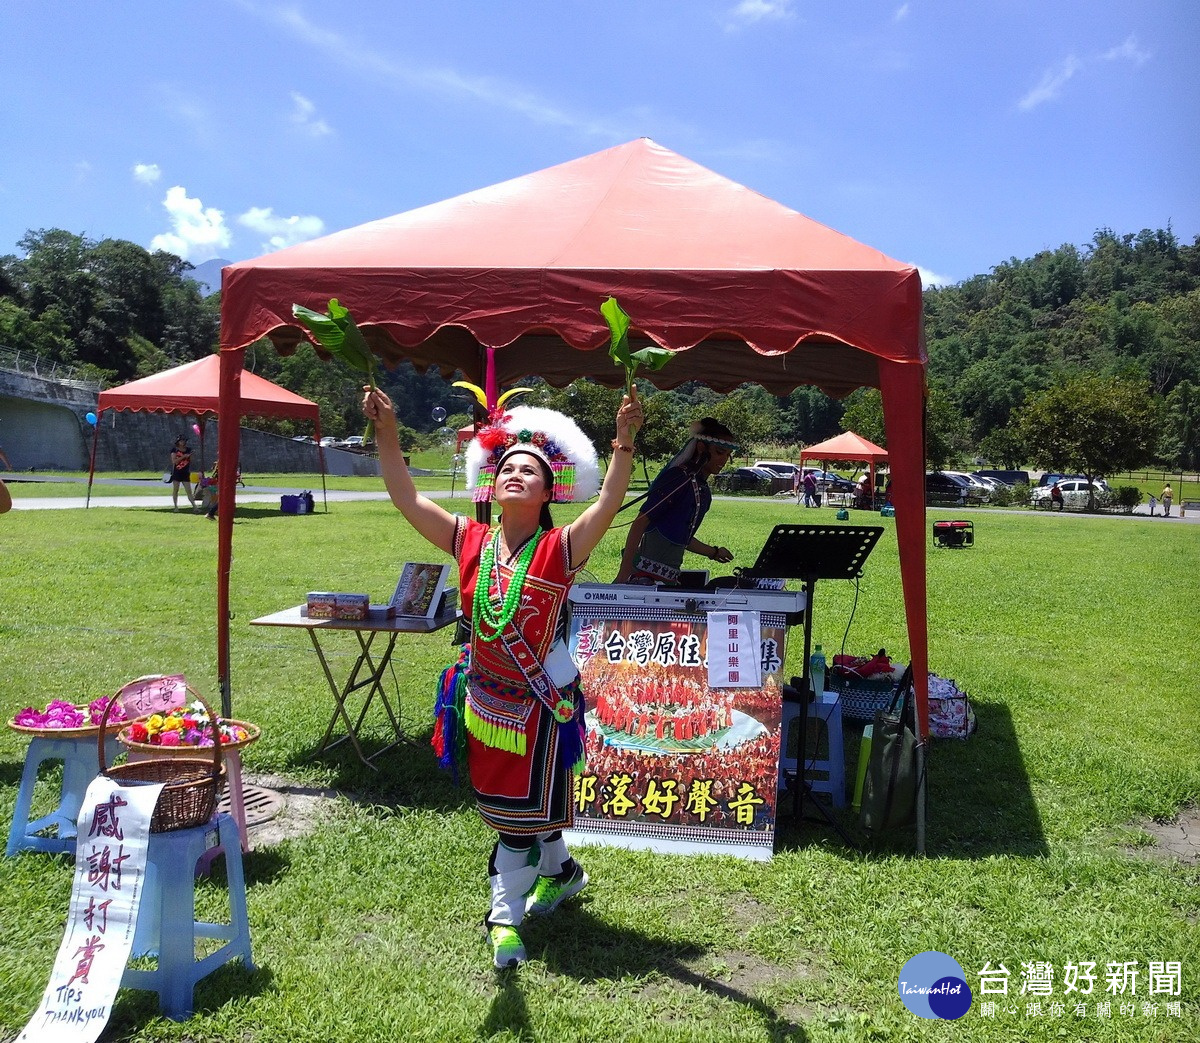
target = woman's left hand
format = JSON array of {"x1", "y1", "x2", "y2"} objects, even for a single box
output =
[{"x1": 615, "y1": 386, "x2": 643, "y2": 447}]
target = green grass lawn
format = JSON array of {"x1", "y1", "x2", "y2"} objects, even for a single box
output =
[{"x1": 0, "y1": 497, "x2": 1197, "y2": 1042}]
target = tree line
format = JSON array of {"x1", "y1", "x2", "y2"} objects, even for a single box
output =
[{"x1": 2, "y1": 224, "x2": 1196, "y2": 475}]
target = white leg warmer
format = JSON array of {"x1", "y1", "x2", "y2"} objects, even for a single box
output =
[{"x1": 488, "y1": 840, "x2": 540, "y2": 927}]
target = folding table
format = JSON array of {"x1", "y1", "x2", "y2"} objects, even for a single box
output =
[{"x1": 249, "y1": 605, "x2": 458, "y2": 768}]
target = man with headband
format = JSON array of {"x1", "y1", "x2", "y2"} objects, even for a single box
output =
[{"x1": 615, "y1": 417, "x2": 738, "y2": 585}]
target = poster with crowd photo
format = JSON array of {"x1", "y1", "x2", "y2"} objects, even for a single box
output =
[{"x1": 565, "y1": 605, "x2": 789, "y2": 861}]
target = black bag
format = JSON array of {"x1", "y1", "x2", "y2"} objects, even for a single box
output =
[{"x1": 860, "y1": 665, "x2": 923, "y2": 833}]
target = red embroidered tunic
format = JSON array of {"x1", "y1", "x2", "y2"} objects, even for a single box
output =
[{"x1": 454, "y1": 518, "x2": 583, "y2": 834}]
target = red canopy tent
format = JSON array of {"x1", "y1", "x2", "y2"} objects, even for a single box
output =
[
  {"x1": 86, "y1": 353, "x2": 327, "y2": 506},
  {"x1": 217, "y1": 138, "x2": 928, "y2": 738},
  {"x1": 801, "y1": 431, "x2": 890, "y2": 506},
  {"x1": 455, "y1": 424, "x2": 475, "y2": 453}
]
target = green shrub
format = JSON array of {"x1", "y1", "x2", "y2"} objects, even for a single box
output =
[
  {"x1": 1115, "y1": 485, "x2": 1143, "y2": 511},
  {"x1": 989, "y1": 484, "x2": 1014, "y2": 507}
]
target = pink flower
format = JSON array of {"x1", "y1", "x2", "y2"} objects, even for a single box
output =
[{"x1": 158, "y1": 731, "x2": 181, "y2": 747}]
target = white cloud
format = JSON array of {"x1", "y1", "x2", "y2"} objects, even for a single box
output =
[
  {"x1": 1102, "y1": 34, "x2": 1151, "y2": 66},
  {"x1": 237, "y1": 206, "x2": 325, "y2": 251},
  {"x1": 917, "y1": 265, "x2": 954, "y2": 289},
  {"x1": 1018, "y1": 54, "x2": 1082, "y2": 111},
  {"x1": 132, "y1": 163, "x2": 161, "y2": 185},
  {"x1": 893, "y1": 3, "x2": 910, "y2": 22},
  {"x1": 74, "y1": 161, "x2": 92, "y2": 185},
  {"x1": 259, "y1": 4, "x2": 628, "y2": 139},
  {"x1": 150, "y1": 186, "x2": 232, "y2": 261},
  {"x1": 725, "y1": 0, "x2": 796, "y2": 30},
  {"x1": 1020, "y1": 35, "x2": 1150, "y2": 112},
  {"x1": 289, "y1": 91, "x2": 332, "y2": 137}
]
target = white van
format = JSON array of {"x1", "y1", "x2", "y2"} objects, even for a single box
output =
[{"x1": 754, "y1": 460, "x2": 798, "y2": 479}]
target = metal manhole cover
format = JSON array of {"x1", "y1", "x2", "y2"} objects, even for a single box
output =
[{"x1": 219, "y1": 784, "x2": 283, "y2": 826}]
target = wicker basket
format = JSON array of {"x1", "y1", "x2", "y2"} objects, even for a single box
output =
[{"x1": 98, "y1": 687, "x2": 225, "y2": 833}]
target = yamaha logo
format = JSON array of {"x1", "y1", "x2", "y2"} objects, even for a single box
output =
[{"x1": 585, "y1": 591, "x2": 617, "y2": 600}]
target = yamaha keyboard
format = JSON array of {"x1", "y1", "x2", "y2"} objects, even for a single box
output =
[{"x1": 568, "y1": 582, "x2": 805, "y2": 622}]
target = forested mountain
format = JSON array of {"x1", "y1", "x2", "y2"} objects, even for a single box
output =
[
  {"x1": 0, "y1": 230, "x2": 220, "y2": 381},
  {"x1": 2, "y1": 225, "x2": 1196, "y2": 467},
  {"x1": 923, "y1": 227, "x2": 1199, "y2": 461}
]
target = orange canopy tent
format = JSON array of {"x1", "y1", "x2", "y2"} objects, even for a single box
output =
[
  {"x1": 801, "y1": 431, "x2": 890, "y2": 506},
  {"x1": 85, "y1": 353, "x2": 327, "y2": 506},
  {"x1": 217, "y1": 138, "x2": 928, "y2": 736}
]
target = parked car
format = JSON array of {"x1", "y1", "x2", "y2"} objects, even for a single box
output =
[
  {"x1": 753, "y1": 461, "x2": 798, "y2": 480},
  {"x1": 925, "y1": 471, "x2": 974, "y2": 506},
  {"x1": 943, "y1": 471, "x2": 993, "y2": 502},
  {"x1": 1030, "y1": 479, "x2": 1111, "y2": 510},
  {"x1": 969, "y1": 473, "x2": 1008, "y2": 492},
  {"x1": 1037, "y1": 472, "x2": 1108, "y2": 490},
  {"x1": 318, "y1": 436, "x2": 339, "y2": 447},
  {"x1": 802, "y1": 468, "x2": 854, "y2": 493},
  {"x1": 975, "y1": 468, "x2": 1030, "y2": 487},
  {"x1": 714, "y1": 466, "x2": 775, "y2": 493},
  {"x1": 291, "y1": 434, "x2": 315, "y2": 443},
  {"x1": 339, "y1": 435, "x2": 368, "y2": 449}
]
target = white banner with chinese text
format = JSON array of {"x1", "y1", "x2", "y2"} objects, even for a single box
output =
[
  {"x1": 18, "y1": 777, "x2": 164, "y2": 1043},
  {"x1": 706, "y1": 610, "x2": 763, "y2": 688}
]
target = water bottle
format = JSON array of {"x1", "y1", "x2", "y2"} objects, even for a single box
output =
[{"x1": 810, "y1": 644, "x2": 827, "y2": 699}]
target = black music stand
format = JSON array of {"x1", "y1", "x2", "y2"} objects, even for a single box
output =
[{"x1": 742, "y1": 524, "x2": 883, "y2": 844}]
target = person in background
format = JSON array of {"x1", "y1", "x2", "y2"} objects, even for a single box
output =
[
  {"x1": 363, "y1": 383, "x2": 642, "y2": 970},
  {"x1": 1147, "y1": 493, "x2": 1157, "y2": 517},
  {"x1": 854, "y1": 472, "x2": 872, "y2": 509},
  {"x1": 1161, "y1": 483, "x2": 1173, "y2": 518},
  {"x1": 1050, "y1": 482, "x2": 1064, "y2": 511},
  {"x1": 201, "y1": 460, "x2": 221, "y2": 520},
  {"x1": 169, "y1": 436, "x2": 195, "y2": 511},
  {"x1": 615, "y1": 417, "x2": 738, "y2": 585},
  {"x1": 801, "y1": 468, "x2": 819, "y2": 508}
]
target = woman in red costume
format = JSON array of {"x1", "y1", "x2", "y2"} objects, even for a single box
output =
[{"x1": 363, "y1": 384, "x2": 642, "y2": 969}]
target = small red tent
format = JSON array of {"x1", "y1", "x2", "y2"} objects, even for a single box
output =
[
  {"x1": 802, "y1": 431, "x2": 890, "y2": 506},
  {"x1": 217, "y1": 138, "x2": 929, "y2": 740},
  {"x1": 86, "y1": 354, "x2": 326, "y2": 505},
  {"x1": 455, "y1": 424, "x2": 475, "y2": 453}
]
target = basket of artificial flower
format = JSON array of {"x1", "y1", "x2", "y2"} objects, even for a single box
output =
[
  {"x1": 9, "y1": 697, "x2": 128, "y2": 738},
  {"x1": 98, "y1": 687, "x2": 229, "y2": 833},
  {"x1": 117, "y1": 701, "x2": 260, "y2": 755}
]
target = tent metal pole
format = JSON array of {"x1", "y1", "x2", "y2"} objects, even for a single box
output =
[
  {"x1": 216, "y1": 349, "x2": 244, "y2": 719},
  {"x1": 85, "y1": 415, "x2": 101, "y2": 508}
]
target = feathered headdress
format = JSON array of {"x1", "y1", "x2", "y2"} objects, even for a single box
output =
[{"x1": 465, "y1": 405, "x2": 600, "y2": 504}]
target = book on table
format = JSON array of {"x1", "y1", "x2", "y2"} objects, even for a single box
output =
[{"x1": 390, "y1": 562, "x2": 451, "y2": 618}]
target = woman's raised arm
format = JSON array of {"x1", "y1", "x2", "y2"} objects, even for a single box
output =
[{"x1": 362, "y1": 386, "x2": 457, "y2": 555}]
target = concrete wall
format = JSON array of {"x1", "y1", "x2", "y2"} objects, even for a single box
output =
[{"x1": 0, "y1": 366, "x2": 379, "y2": 476}]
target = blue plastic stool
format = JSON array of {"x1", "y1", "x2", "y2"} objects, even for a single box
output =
[
  {"x1": 122, "y1": 813, "x2": 254, "y2": 1020},
  {"x1": 778, "y1": 694, "x2": 846, "y2": 807},
  {"x1": 6, "y1": 733, "x2": 119, "y2": 856}
]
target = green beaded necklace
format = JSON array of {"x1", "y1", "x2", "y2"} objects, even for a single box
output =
[{"x1": 473, "y1": 527, "x2": 540, "y2": 642}]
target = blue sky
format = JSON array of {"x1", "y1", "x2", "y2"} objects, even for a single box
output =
[{"x1": 1, "y1": 0, "x2": 1195, "y2": 287}]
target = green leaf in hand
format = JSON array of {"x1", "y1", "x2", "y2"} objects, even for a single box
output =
[
  {"x1": 628, "y1": 345, "x2": 674, "y2": 374},
  {"x1": 602, "y1": 296, "x2": 633, "y2": 375},
  {"x1": 293, "y1": 299, "x2": 379, "y2": 440},
  {"x1": 601, "y1": 297, "x2": 672, "y2": 441}
]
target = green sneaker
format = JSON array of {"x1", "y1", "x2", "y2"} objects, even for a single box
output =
[
  {"x1": 525, "y1": 864, "x2": 588, "y2": 917},
  {"x1": 488, "y1": 924, "x2": 526, "y2": 969}
]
